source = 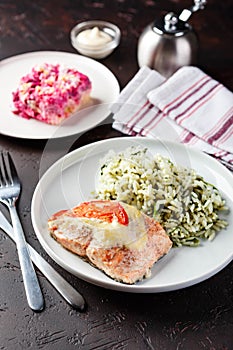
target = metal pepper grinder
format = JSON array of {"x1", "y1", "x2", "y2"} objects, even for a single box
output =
[{"x1": 137, "y1": 0, "x2": 207, "y2": 77}]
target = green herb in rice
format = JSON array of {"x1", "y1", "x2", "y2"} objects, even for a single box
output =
[{"x1": 95, "y1": 146, "x2": 228, "y2": 247}]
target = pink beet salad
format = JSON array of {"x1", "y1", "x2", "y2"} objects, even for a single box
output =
[{"x1": 12, "y1": 63, "x2": 92, "y2": 125}]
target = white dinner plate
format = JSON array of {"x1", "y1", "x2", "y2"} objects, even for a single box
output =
[
  {"x1": 31, "y1": 137, "x2": 233, "y2": 293},
  {"x1": 0, "y1": 51, "x2": 119, "y2": 139}
]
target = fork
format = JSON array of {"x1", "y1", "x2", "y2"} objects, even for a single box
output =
[{"x1": 0, "y1": 151, "x2": 44, "y2": 311}]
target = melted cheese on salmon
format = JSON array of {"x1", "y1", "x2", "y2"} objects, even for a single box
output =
[
  {"x1": 82, "y1": 203, "x2": 148, "y2": 250},
  {"x1": 48, "y1": 202, "x2": 148, "y2": 251}
]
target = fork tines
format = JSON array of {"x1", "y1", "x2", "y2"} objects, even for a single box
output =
[{"x1": 0, "y1": 151, "x2": 18, "y2": 187}]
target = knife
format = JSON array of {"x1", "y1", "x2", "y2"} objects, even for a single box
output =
[{"x1": 0, "y1": 211, "x2": 86, "y2": 311}]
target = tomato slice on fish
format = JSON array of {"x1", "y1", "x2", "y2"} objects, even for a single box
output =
[{"x1": 72, "y1": 200, "x2": 129, "y2": 225}]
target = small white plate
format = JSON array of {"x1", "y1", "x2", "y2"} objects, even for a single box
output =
[
  {"x1": 31, "y1": 137, "x2": 233, "y2": 293},
  {"x1": 0, "y1": 51, "x2": 119, "y2": 139}
]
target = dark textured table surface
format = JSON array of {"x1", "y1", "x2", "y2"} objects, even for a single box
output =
[{"x1": 0, "y1": 1, "x2": 232, "y2": 349}]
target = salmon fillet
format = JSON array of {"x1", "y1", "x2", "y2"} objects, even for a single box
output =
[
  {"x1": 48, "y1": 209, "x2": 92, "y2": 256},
  {"x1": 86, "y1": 215, "x2": 172, "y2": 284},
  {"x1": 48, "y1": 200, "x2": 172, "y2": 284}
]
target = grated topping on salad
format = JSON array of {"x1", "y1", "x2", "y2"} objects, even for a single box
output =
[{"x1": 12, "y1": 63, "x2": 92, "y2": 125}]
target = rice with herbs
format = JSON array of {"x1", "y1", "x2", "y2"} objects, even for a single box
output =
[{"x1": 95, "y1": 146, "x2": 228, "y2": 247}]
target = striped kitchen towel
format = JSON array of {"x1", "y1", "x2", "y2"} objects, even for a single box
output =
[{"x1": 112, "y1": 66, "x2": 233, "y2": 167}]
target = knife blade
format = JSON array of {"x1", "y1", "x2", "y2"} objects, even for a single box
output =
[{"x1": 0, "y1": 211, "x2": 86, "y2": 311}]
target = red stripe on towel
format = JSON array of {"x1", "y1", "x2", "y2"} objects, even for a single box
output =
[
  {"x1": 127, "y1": 100, "x2": 150, "y2": 126},
  {"x1": 162, "y1": 75, "x2": 209, "y2": 113},
  {"x1": 141, "y1": 110, "x2": 164, "y2": 136},
  {"x1": 210, "y1": 117, "x2": 233, "y2": 147},
  {"x1": 202, "y1": 106, "x2": 233, "y2": 140},
  {"x1": 174, "y1": 83, "x2": 222, "y2": 124},
  {"x1": 127, "y1": 102, "x2": 153, "y2": 134},
  {"x1": 182, "y1": 131, "x2": 195, "y2": 144}
]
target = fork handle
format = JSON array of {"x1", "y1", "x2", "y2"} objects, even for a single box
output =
[{"x1": 9, "y1": 205, "x2": 44, "y2": 311}]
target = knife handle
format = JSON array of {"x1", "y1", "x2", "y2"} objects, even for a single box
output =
[
  {"x1": 29, "y1": 244, "x2": 86, "y2": 311},
  {"x1": 0, "y1": 213, "x2": 86, "y2": 311}
]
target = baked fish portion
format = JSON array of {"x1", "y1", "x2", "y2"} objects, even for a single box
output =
[{"x1": 48, "y1": 200, "x2": 172, "y2": 284}]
